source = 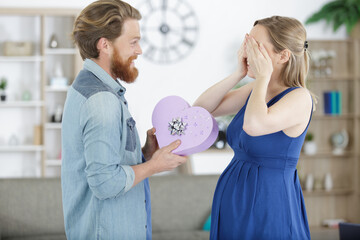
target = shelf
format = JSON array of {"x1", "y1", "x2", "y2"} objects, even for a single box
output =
[
  {"x1": 0, "y1": 145, "x2": 44, "y2": 152},
  {"x1": 45, "y1": 48, "x2": 77, "y2": 55},
  {"x1": 0, "y1": 101, "x2": 44, "y2": 108},
  {"x1": 45, "y1": 86, "x2": 69, "y2": 92},
  {"x1": 0, "y1": 56, "x2": 44, "y2": 62},
  {"x1": 303, "y1": 188, "x2": 353, "y2": 196},
  {"x1": 0, "y1": 8, "x2": 81, "y2": 178},
  {"x1": 309, "y1": 227, "x2": 339, "y2": 237},
  {"x1": 312, "y1": 114, "x2": 357, "y2": 120},
  {"x1": 44, "y1": 123, "x2": 62, "y2": 129},
  {"x1": 45, "y1": 159, "x2": 62, "y2": 166},
  {"x1": 193, "y1": 147, "x2": 233, "y2": 155},
  {"x1": 308, "y1": 76, "x2": 354, "y2": 81},
  {"x1": 300, "y1": 151, "x2": 355, "y2": 159},
  {"x1": 0, "y1": 8, "x2": 80, "y2": 16}
]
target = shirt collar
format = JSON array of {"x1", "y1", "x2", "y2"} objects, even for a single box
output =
[{"x1": 83, "y1": 59, "x2": 126, "y2": 96}]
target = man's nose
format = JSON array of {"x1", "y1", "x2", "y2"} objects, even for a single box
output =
[{"x1": 135, "y1": 43, "x2": 142, "y2": 55}]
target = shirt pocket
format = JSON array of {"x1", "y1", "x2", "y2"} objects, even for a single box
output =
[{"x1": 125, "y1": 117, "x2": 137, "y2": 152}]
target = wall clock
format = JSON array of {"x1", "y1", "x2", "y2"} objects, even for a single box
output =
[
  {"x1": 137, "y1": 0, "x2": 199, "y2": 64},
  {"x1": 330, "y1": 129, "x2": 349, "y2": 155}
]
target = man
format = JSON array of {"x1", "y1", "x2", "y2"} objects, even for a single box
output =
[{"x1": 61, "y1": 1, "x2": 187, "y2": 239}]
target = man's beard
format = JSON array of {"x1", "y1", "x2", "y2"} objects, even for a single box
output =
[{"x1": 110, "y1": 48, "x2": 139, "y2": 83}]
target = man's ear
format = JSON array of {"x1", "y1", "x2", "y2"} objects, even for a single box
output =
[
  {"x1": 97, "y1": 37, "x2": 112, "y2": 55},
  {"x1": 278, "y1": 49, "x2": 291, "y2": 64}
]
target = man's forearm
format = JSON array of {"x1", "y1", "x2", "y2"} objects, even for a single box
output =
[{"x1": 131, "y1": 161, "x2": 156, "y2": 187}]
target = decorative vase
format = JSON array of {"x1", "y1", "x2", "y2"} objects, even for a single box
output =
[
  {"x1": 0, "y1": 90, "x2": 6, "y2": 101},
  {"x1": 305, "y1": 174, "x2": 314, "y2": 191},
  {"x1": 49, "y1": 34, "x2": 59, "y2": 48},
  {"x1": 8, "y1": 134, "x2": 19, "y2": 146},
  {"x1": 303, "y1": 141, "x2": 317, "y2": 155},
  {"x1": 51, "y1": 105, "x2": 63, "y2": 123},
  {"x1": 324, "y1": 173, "x2": 333, "y2": 191}
]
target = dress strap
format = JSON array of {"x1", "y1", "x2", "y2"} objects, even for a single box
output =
[
  {"x1": 245, "y1": 87, "x2": 300, "y2": 107},
  {"x1": 303, "y1": 94, "x2": 314, "y2": 133},
  {"x1": 267, "y1": 87, "x2": 299, "y2": 107}
]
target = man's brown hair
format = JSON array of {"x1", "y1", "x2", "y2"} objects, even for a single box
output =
[{"x1": 72, "y1": 0, "x2": 141, "y2": 60}]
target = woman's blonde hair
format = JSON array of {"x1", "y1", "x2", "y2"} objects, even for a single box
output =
[
  {"x1": 254, "y1": 16, "x2": 317, "y2": 107},
  {"x1": 72, "y1": 0, "x2": 141, "y2": 60}
]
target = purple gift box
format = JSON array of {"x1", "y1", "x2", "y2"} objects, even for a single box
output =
[{"x1": 152, "y1": 96, "x2": 219, "y2": 156}]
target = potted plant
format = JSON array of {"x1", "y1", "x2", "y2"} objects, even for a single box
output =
[
  {"x1": 303, "y1": 132, "x2": 317, "y2": 155},
  {"x1": 0, "y1": 77, "x2": 7, "y2": 101},
  {"x1": 305, "y1": 0, "x2": 360, "y2": 38}
]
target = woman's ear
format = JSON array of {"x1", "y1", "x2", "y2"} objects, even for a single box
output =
[{"x1": 278, "y1": 49, "x2": 291, "y2": 64}]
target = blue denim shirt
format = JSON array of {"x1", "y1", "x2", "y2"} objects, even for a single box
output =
[{"x1": 61, "y1": 59, "x2": 151, "y2": 240}]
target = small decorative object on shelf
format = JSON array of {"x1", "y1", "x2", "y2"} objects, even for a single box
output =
[
  {"x1": 21, "y1": 90, "x2": 32, "y2": 101},
  {"x1": 303, "y1": 132, "x2": 317, "y2": 155},
  {"x1": 0, "y1": 77, "x2": 7, "y2": 101},
  {"x1": 49, "y1": 34, "x2": 59, "y2": 48},
  {"x1": 33, "y1": 125, "x2": 42, "y2": 145},
  {"x1": 8, "y1": 134, "x2": 19, "y2": 146},
  {"x1": 324, "y1": 173, "x2": 333, "y2": 191},
  {"x1": 50, "y1": 62, "x2": 68, "y2": 87},
  {"x1": 322, "y1": 219, "x2": 346, "y2": 229},
  {"x1": 51, "y1": 105, "x2": 63, "y2": 123},
  {"x1": 3, "y1": 41, "x2": 33, "y2": 56},
  {"x1": 331, "y1": 129, "x2": 349, "y2": 155},
  {"x1": 310, "y1": 50, "x2": 336, "y2": 77},
  {"x1": 212, "y1": 120, "x2": 227, "y2": 149},
  {"x1": 305, "y1": 173, "x2": 314, "y2": 191},
  {"x1": 314, "y1": 177, "x2": 323, "y2": 191},
  {"x1": 323, "y1": 91, "x2": 342, "y2": 115}
]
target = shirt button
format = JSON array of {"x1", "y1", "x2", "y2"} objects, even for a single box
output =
[
  {"x1": 120, "y1": 89, "x2": 124, "y2": 92},
  {"x1": 124, "y1": 101, "x2": 127, "y2": 105},
  {"x1": 145, "y1": 225, "x2": 147, "y2": 229},
  {"x1": 145, "y1": 200, "x2": 146, "y2": 204}
]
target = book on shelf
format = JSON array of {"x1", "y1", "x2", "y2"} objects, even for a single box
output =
[{"x1": 323, "y1": 91, "x2": 342, "y2": 115}]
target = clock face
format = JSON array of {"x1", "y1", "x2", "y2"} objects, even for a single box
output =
[
  {"x1": 137, "y1": 0, "x2": 199, "y2": 64},
  {"x1": 331, "y1": 130, "x2": 349, "y2": 149}
]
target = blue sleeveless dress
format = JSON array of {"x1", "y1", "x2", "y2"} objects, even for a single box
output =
[{"x1": 210, "y1": 87, "x2": 311, "y2": 240}]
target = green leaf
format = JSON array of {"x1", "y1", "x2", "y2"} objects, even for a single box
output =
[
  {"x1": 305, "y1": 0, "x2": 360, "y2": 33},
  {"x1": 305, "y1": 1, "x2": 344, "y2": 24}
]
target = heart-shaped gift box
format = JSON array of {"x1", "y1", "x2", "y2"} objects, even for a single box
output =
[{"x1": 152, "y1": 96, "x2": 219, "y2": 156}]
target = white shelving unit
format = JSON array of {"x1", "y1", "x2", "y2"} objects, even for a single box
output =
[
  {"x1": 297, "y1": 39, "x2": 360, "y2": 226},
  {"x1": 0, "y1": 8, "x2": 81, "y2": 178},
  {"x1": 0, "y1": 145, "x2": 44, "y2": 152},
  {"x1": 45, "y1": 159, "x2": 62, "y2": 166},
  {"x1": 44, "y1": 123, "x2": 62, "y2": 130},
  {"x1": 0, "y1": 101, "x2": 44, "y2": 108},
  {"x1": 0, "y1": 56, "x2": 44, "y2": 62},
  {"x1": 45, "y1": 48, "x2": 78, "y2": 55}
]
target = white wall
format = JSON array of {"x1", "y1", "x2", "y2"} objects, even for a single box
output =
[
  {"x1": 127, "y1": 0, "x2": 347, "y2": 144},
  {"x1": 0, "y1": 0, "x2": 347, "y2": 175},
  {"x1": 0, "y1": 0, "x2": 347, "y2": 143}
]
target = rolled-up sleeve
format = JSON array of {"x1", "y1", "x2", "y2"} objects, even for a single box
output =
[{"x1": 80, "y1": 92, "x2": 135, "y2": 200}]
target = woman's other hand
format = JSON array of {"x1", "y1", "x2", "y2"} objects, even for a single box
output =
[
  {"x1": 142, "y1": 127, "x2": 159, "y2": 161},
  {"x1": 236, "y1": 37, "x2": 248, "y2": 79},
  {"x1": 245, "y1": 34, "x2": 273, "y2": 83}
]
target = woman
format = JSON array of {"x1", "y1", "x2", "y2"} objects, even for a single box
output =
[{"x1": 194, "y1": 16, "x2": 314, "y2": 239}]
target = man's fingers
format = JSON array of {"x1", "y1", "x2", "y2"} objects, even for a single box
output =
[
  {"x1": 164, "y1": 140, "x2": 181, "y2": 152},
  {"x1": 178, "y1": 156, "x2": 188, "y2": 164},
  {"x1": 147, "y1": 128, "x2": 156, "y2": 137}
]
